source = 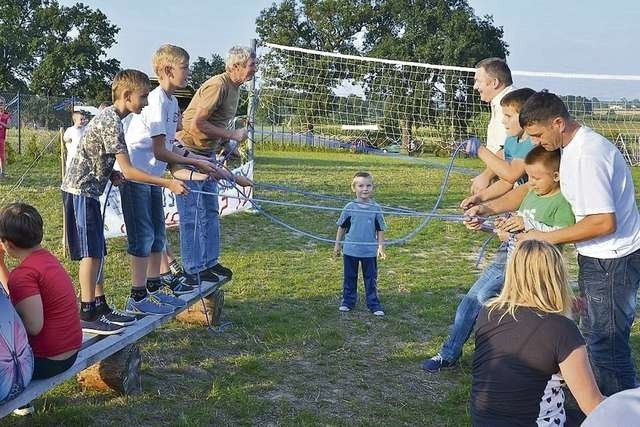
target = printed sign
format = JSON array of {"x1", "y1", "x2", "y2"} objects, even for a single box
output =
[{"x1": 101, "y1": 160, "x2": 254, "y2": 239}]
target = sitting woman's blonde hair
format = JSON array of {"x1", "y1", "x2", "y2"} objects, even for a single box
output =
[{"x1": 486, "y1": 239, "x2": 574, "y2": 320}]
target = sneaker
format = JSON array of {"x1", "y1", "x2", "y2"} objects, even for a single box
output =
[
  {"x1": 12, "y1": 403, "x2": 34, "y2": 416},
  {"x1": 208, "y1": 263, "x2": 233, "y2": 280},
  {"x1": 125, "y1": 295, "x2": 174, "y2": 316},
  {"x1": 197, "y1": 267, "x2": 221, "y2": 286},
  {"x1": 95, "y1": 304, "x2": 137, "y2": 326},
  {"x1": 422, "y1": 353, "x2": 457, "y2": 373},
  {"x1": 373, "y1": 310, "x2": 385, "y2": 316},
  {"x1": 150, "y1": 285, "x2": 187, "y2": 308},
  {"x1": 81, "y1": 316, "x2": 125, "y2": 335},
  {"x1": 160, "y1": 272, "x2": 195, "y2": 295},
  {"x1": 338, "y1": 305, "x2": 351, "y2": 312}
]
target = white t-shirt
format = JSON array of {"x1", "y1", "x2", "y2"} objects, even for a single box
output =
[
  {"x1": 486, "y1": 85, "x2": 515, "y2": 153},
  {"x1": 63, "y1": 126, "x2": 85, "y2": 170},
  {"x1": 124, "y1": 86, "x2": 180, "y2": 177},
  {"x1": 560, "y1": 126, "x2": 640, "y2": 258}
]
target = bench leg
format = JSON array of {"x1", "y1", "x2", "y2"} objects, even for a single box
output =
[
  {"x1": 77, "y1": 343, "x2": 142, "y2": 395},
  {"x1": 176, "y1": 289, "x2": 225, "y2": 326}
]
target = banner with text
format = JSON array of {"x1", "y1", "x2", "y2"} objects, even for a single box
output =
[{"x1": 101, "y1": 160, "x2": 254, "y2": 239}]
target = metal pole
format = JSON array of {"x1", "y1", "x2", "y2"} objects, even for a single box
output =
[
  {"x1": 17, "y1": 91, "x2": 21, "y2": 154},
  {"x1": 246, "y1": 38, "x2": 257, "y2": 160}
]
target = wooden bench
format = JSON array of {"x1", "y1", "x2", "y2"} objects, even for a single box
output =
[{"x1": 0, "y1": 279, "x2": 228, "y2": 418}]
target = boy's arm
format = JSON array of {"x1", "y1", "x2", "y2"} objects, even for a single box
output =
[
  {"x1": 376, "y1": 230, "x2": 386, "y2": 260},
  {"x1": 334, "y1": 227, "x2": 346, "y2": 257},
  {"x1": 470, "y1": 167, "x2": 496, "y2": 195},
  {"x1": 461, "y1": 179, "x2": 516, "y2": 209},
  {"x1": 115, "y1": 152, "x2": 188, "y2": 195},
  {"x1": 464, "y1": 183, "x2": 530, "y2": 223},
  {"x1": 14, "y1": 295, "x2": 44, "y2": 335},
  {"x1": 152, "y1": 135, "x2": 217, "y2": 175},
  {"x1": 477, "y1": 146, "x2": 527, "y2": 184},
  {"x1": 0, "y1": 247, "x2": 9, "y2": 293}
]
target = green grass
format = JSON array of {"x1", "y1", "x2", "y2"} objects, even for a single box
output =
[{"x1": 2, "y1": 144, "x2": 640, "y2": 426}]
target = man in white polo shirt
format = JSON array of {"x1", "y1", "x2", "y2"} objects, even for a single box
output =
[
  {"x1": 470, "y1": 57, "x2": 515, "y2": 194},
  {"x1": 466, "y1": 90, "x2": 640, "y2": 397}
]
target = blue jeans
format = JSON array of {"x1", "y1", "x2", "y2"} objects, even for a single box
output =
[
  {"x1": 578, "y1": 249, "x2": 640, "y2": 396},
  {"x1": 342, "y1": 255, "x2": 383, "y2": 312},
  {"x1": 176, "y1": 179, "x2": 220, "y2": 274},
  {"x1": 440, "y1": 249, "x2": 507, "y2": 362},
  {"x1": 120, "y1": 181, "x2": 166, "y2": 257}
]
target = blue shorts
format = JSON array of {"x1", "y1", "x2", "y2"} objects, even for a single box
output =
[
  {"x1": 119, "y1": 181, "x2": 166, "y2": 257},
  {"x1": 62, "y1": 192, "x2": 106, "y2": 261}
]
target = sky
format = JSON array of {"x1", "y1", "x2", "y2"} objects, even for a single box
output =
[{"x1": 59, "y1": 0, "x2": 640, "y2": 99}]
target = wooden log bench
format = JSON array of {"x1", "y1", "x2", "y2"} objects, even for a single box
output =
[{"x1": 0, "y1": 279, "x2": 228, "y2": 418}]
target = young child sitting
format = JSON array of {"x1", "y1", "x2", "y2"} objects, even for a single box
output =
[
  {"x1": 423, "y1": 146, "x2": 574, "y2": 372},
  {"x1": 333, "y1": 172, "x2": 387, "y2": 316},
  {"x1": 0, "y1": 203, "x2": 82, "y2": 380}
]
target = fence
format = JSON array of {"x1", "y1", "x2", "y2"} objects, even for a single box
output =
[{"x1": 1, "y1": 92, "x2": 104, "y2": 154}]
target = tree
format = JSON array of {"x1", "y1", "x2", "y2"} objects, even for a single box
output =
[
  {"x1": 189, "y1": 54, "x2": 225, "y2": 88},
  {"x1": 255, "y1": 0, "x2": 508, "y2": 144},
  {"x1": 256, "y1": 0, "x2": 372, "y2": 129},
  {"x1": 0, "y1": 0, "x2": 120, "y2": 99}
]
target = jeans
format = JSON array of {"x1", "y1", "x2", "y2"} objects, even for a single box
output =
[
  {"x1": 342, "y1": 254, "x2": 383, "y2": 312},
  {"x1": 440, "y1": 249, "x2": 507, "y2": 362},
  {"x1": 120, "y1": 181, "x2": 166, "y2": 257},
  {"x1": 176, "y1": 179, "x2": 220, "y2": 274},
  {"x1": 578, "y1": 249, "x2": 640, "y2": 396}
]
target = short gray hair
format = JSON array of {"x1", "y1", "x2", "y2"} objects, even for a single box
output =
[{"x1": 225, "y1": 46, "x2": 254, "y2": 71}]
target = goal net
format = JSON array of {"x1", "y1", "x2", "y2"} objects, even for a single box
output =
[{"x1": 256, "y1": 42, "x2": 640, "y2": 161}]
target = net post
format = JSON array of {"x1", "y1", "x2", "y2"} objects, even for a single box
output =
[{"x1": 246, "y1": 38, "x2": 258, "y2": 161}]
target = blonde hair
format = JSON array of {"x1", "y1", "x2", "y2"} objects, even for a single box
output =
[
  {"x1": 351, "y1": 171, "x2": 373, "y2": 190},
  {"x1": 486, "y1": 240, "x2": 574, "y2": 320},
  {"x1": 152, "y1": 44, "x2": 189, "y2": 77},
  {"x1": 111, "y1": 69, "x2": 150, "y2": 103},
  {"x1": 225, "y1": 46, "x2": 254, "y2": 72}
]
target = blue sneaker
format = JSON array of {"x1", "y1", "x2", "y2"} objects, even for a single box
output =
[
  {"x1": 422, "y1": 353, "x2": 457, "y2": 373},
  {"x1": 150, "y1": 285, "x2": 186, "y2": 308},
  {"x1": 125, "y1": 295, "x2": 174, "y2": 315}
]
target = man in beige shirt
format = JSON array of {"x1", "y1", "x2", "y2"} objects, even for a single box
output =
[{"x1": 175, "y1": 46, "x2": 257, "y2": 284}]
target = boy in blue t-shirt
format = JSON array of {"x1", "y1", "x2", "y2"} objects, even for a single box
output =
[
  {"x1": 333, "y1": 172, "x2": 387, "y2": 316},
  {"x1": 462, "y1": 88, "x2": 537, "y2": 207}
]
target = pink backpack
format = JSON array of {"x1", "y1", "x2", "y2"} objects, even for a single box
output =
[{"x1": 0, "y1": 287, "x2": 33, "y2": 403}]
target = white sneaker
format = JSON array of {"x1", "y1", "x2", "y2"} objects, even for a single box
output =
[
  {"x1": 373, "y1": 310, "x2": 385, "y2": 316},
  {"x1": 338, "y1": 305, "x2": 351, "y2": 312},
  {"x1": 13, "y1": 403, "x2": 34, "y2": 416}
]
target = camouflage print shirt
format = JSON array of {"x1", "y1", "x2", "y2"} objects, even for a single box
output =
[{"x1": 60, "y1": 106, "x2": 128, "y2": 198}]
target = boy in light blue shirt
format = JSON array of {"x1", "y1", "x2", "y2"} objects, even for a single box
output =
[{"x1": 333, "y1": 172, "x2": 387, "y2": 316}]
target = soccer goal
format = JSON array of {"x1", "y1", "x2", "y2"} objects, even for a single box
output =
[{"x1": 256, "y1": 42, "x2": 640, "y2": 160}]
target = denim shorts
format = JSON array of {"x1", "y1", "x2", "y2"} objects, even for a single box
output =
[
  {"x1": 119, "y1": 181, "x2": 166, "y2": 257},
  {"x1": 62, "y1": 191, "x2": 106, "y2": 261}
]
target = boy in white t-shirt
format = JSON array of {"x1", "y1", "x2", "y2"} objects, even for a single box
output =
[
  {"x1": 120, "y1": 44, "x2": 218, "y2": 315},
  {"x1": 62, "y1": 111, "x2": 87, "y2": 170}
]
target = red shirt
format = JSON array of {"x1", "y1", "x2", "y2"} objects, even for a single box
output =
[
  {"x1": 8, "y1": 249, "x2": 82, "y2": 358},
  {"x1": 0, "y1": 111, "x2": 10, "y2": 141}
]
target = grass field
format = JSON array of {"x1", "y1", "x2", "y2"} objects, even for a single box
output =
[{"x1": 1, "y1": 143, "x2": 640, "y2": 426}]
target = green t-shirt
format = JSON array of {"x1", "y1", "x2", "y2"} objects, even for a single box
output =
[{"x1": 518, "y1": 190, "x2": 575, "y2": 231}]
